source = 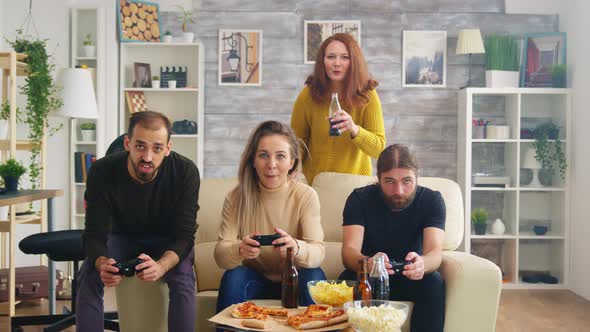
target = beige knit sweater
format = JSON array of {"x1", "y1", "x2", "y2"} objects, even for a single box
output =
[{"x1": 214, "y1": 180, "x2": 325, "y2": 282}]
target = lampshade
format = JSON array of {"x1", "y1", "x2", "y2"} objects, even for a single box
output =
[
  {"x1": 456, "y1": 29, "x2": 485, "y2": 55},
  {"x1": 56, "y1": 68, "x2": 98, "y2": 119},
  {"x1": 522, "y1": 146, "x2": 541, "y2": 169}
]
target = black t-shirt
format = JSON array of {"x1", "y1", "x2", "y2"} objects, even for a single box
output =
[
  {"x1": 83, "y1": 151, "x2": 200, "y2": 265},
  {"x1": 343, "y1": 184, "x2": 445, "y2": 261}
]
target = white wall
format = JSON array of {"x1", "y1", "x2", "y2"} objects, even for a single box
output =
[{"x1": 508, "y1": 0, "x2": 590, "y2": 300}]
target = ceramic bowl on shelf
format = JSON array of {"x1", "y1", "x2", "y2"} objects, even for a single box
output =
[
  {"x1": 307, "y1": 280, "x2": 355, "y2": 307},
  {"x1": 533, "y1": 225, "x2": 548, "y2": 235},
  {"x1": 343, "y1": 300, "x2": 409, "y2": 332}
]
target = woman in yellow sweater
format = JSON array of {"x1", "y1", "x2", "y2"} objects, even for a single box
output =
[
  {"x1": 291, "y1": 33, "x2": 386, "y2": 184},
  {"x1": 214, "y1": 120, "x2": 326, "y2": 313}
]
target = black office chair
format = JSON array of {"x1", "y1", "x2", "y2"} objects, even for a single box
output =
[
  {"x1": 11, "y1": 136, "x2": 127, "y2": 332},
  {"x1": 11, "y1": 230, "x2": 119, "y2": 332}
]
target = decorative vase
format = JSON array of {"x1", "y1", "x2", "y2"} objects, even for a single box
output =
[
  {"x1": 181, "y1": 32, "x2": 194, "y2": 43},
  {"x1": 490, "y1": 218, "x2": 506, "y2": 235},
  {"x1": 83, "y1": 45, "x2": 96, "y2": 58},
  {"x1": 485, "y1": 70, "x2": 519, "y2": 88},
  {"x1": 162, "y1": 35, "x2": 173, "y2": 43},
  {"x1": 473, "y1": 222, "x2": 487, "y2": 235},
  {"x1": 538, "y1": 169, "x2": 553, "y2": 186},
  {"x1": 520, "y1": 168, "x2": 533, "y2": 186},
  {"x1": 168, "y1": 80, "x2": 177, "y2": 89},
  {"x1": 151, "y1": 80, "x2": 160, "y2": 88},
  {"x1": 81, "y1": 129, "x2": 96, "y2": 142},
  {"x1": 2, "y1": 176, "x2": 19, "y2": 192}
]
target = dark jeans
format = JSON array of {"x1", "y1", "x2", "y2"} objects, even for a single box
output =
[
  {"x1": 339, "y1": 269, "x2": 445, "y2": 332},
  {"x1": 216, "y1": 265, "x2": 326, "y2": 313},
  {"x1": 76, "y1": 234, "x2": 196, "y2": 332}
]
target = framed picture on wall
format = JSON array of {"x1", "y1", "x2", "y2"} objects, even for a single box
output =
[
  {"x1": 402, "y1": 30, "x2": 447, "y2": 88},
  {"x1": 118, "y1": 0, "x2": 161, "y2": 42},
  {"x1": 521, "y1": 32, "x2": 566, "y2": 87},
  {"x1": 303, "y1": 20, "x2": 361, "y2": 64},
  {"x1": 218, "y1": 29, "x2": 263, "y2": 86}
]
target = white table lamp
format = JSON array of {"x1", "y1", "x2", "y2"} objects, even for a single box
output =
[
  {"x1": 456, "y1": 29, "x2": 485, "y2": 88},
  {"x1": 57, "y1": 68, "x2": 98, "y2": 119}
]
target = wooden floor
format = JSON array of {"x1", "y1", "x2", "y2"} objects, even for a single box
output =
[{"x1": 1, "y1": 289, "x2": 589, "y2": 331}]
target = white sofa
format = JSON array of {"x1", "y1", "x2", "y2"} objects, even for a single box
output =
[{"x1": 116, "y1": 172, "x2": 502, "y2": 332}]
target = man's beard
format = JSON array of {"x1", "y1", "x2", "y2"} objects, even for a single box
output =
[
  {"x1": 383, "y1": 188, "x2": 417, "y2": 210},
  {"x1": 130, "y1": 158, "x2": 157, "y2": 182}
]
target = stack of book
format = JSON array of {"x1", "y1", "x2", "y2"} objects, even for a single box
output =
[{"x1": 74, "y1": 152, "x2": 96, "y2": 183}]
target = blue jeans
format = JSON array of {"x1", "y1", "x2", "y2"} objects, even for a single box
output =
[
  {"x1": 216, "y1": 265, "x2": 326, "y2": 313},
  {"x1": 339, "y1": 269, "x2": 445, "y2": 332},
  {"x1": 76, "y1": 234, "x2": 195, "y2": 332}
]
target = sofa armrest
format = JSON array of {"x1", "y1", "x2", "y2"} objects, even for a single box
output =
[{"x1": 439, "y1": 251, "x2": 502, "y2": 332}]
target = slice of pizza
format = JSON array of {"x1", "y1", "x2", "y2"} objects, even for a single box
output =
[
  {"x1": 231, "y1": 302, "x2": 288, "y2": 319},
  {"x1": 305, "y1": 304, "x2": 333, "y2": 317},
  {"x1": 241, "y1": 312, "x2": 270, "y2": 329},
  {"x1": 287, "y1": 308, "x2": 348, "y2": 330}
]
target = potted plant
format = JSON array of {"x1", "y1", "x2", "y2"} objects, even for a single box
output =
[
  {"x1": 80, "y1": 122, "x2": 96, "y2": 141},
  {"x1": 8, "y1": 29, "x2": 63, "y2": 189},
  {"x1": 484, "y1": 35, "x2": 520, "y2": 88},
  {"x1": 151, "y1": 75, "x2": 160, "y2": 89},
  {"x1": 162, "y1": 30, "x2": 173, "y2": 43},
  {"x1": 471, "y1": 208, "x2": 488, "y2": 235},
  {"x1": 550, "y1": 64, "x2": 566, "y2": 88},
  {"x1": 0, "y1": 158, "x2": 27, "y2": 192},
  {"x1": 532, "y1": 122, "x2": 567, "y2": 185},
  {"x1": 82, "y1": 33, "x2": 96, "y2": 58},
  {"x1": 176, "y1": 5, "x2": 195, "y2": 43}
]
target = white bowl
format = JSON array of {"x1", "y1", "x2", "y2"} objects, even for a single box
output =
[{"x1": 343, "y1": 300, "x2": 409, "y2": 332}]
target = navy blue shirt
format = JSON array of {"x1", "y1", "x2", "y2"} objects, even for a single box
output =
[{"x1": 343, "y1": 184, "x2": 445, "y2": 261}]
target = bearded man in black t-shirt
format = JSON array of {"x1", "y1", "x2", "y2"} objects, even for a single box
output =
[
  {"x1": 339, "y1": 144, "x2": 446, "y2": 332},
  {"x1": 77, "y1": 111, "x2": 200, "y2": 332}
]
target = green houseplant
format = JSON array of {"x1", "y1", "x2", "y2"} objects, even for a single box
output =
[
  {"x1": 484, "y1": 35, "x2": 520, "y2": 88},
  {"x1": 80, "y1": 122, "x2": 96, "y2": 141},
  {"x1": 0, "y1": 158, "x2": 27, "y2": 192},
  {"x1": 7, "y1": 29, "x2": 63, "y2": 189},
  {"x1": 471, "y1": 208, "x2": 488, "y2": 235},
  {"x1": 550, "y1": 64, "x2": 566, "y2": 88},
  {"x1": 532, "y1": 122, "x2": 567, "y2": 182},
  {"x1": 176, "y1": 5, "x2": 195, "y2": 43},
  {"x1": 82, "y1": 33, "x2": 96, "y2": 57}
]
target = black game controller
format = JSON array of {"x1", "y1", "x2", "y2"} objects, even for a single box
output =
[
  {"x1": 251, "y1": 233, "x2": 284, "y2": 247},
  {"x1": 389, "y1": 259, "x2": 412, "y2": 275},
  {"x1": 112, "y1": 258, "x2": 145, "y2": 277}
]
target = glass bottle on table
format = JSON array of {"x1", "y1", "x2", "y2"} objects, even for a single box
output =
[
  {"x1": 328, "y1": 92, "x2": 342, "y2": 136},
  {"x1": 369, "y1": 253, "x2": 390, "y2": 300},
  {"x1": 281, "y1": 247, "x2": 299, "y2": 308},
  {"x1": 354, "y1": 257, "x2": 372, "y2": 301}
]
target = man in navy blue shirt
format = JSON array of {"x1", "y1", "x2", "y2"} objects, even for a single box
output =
[{"x1": 339, "y1": 144, "x2": 446, "y2": 332}]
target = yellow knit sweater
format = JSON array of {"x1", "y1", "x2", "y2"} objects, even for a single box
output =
[{"x1": 291, "y1": 86, "x2": 386, "y2": 184}]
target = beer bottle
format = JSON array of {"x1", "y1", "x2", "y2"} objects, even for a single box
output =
[
  {"x1": 354, "y1": 257, "x2": 372, "y2": 301},
  {"x1": 328, "y1": 92, "x2": 342, "y2": 136},
  {"x1": 281, "y1": 247, "x2": 299, "y2": 308},
  {"x1": 369, "y1": 253, "x2": 390, "y2": 300}
]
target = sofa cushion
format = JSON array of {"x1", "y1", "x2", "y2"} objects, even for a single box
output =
[
  {"x1": 312, "y1": 172, "x2": 464, "y2": 251},
  {"x1": 195, "y1": 178, "x2": 238, "y2": 243},
  {"x1": 195, "y1": 241, "x2": 225, "y2": 291}
]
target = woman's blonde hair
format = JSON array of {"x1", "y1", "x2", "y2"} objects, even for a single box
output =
[{"x1": 236, "y1": 121, "x2": 301, "y2": 236}]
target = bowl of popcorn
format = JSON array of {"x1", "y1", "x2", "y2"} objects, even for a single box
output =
[
  {"x1": 307, "y1": 280, "x2": 355, "y2": 307},
  {"x1": 343, "y1": 300, "x2": 409, "y2": 332}
]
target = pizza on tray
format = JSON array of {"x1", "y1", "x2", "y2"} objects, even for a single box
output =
[{"x1": 287, "y1": 304, "x2": 348, "y2": 330}]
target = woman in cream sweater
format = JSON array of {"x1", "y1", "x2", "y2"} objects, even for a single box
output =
[{"x1": 214, "y1": 120, "x2": 326, "y2": 312}]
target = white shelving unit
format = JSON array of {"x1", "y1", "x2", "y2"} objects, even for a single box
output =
[
  {"x1": 458, "y1": 88, "x2": 571, "y2": 289},
  {"x1": 69, "y1": 7, "x2": 106, "y2": 230},
  {"x1": 119, "y1": 42, "x2": 204, "y2": 172}
]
